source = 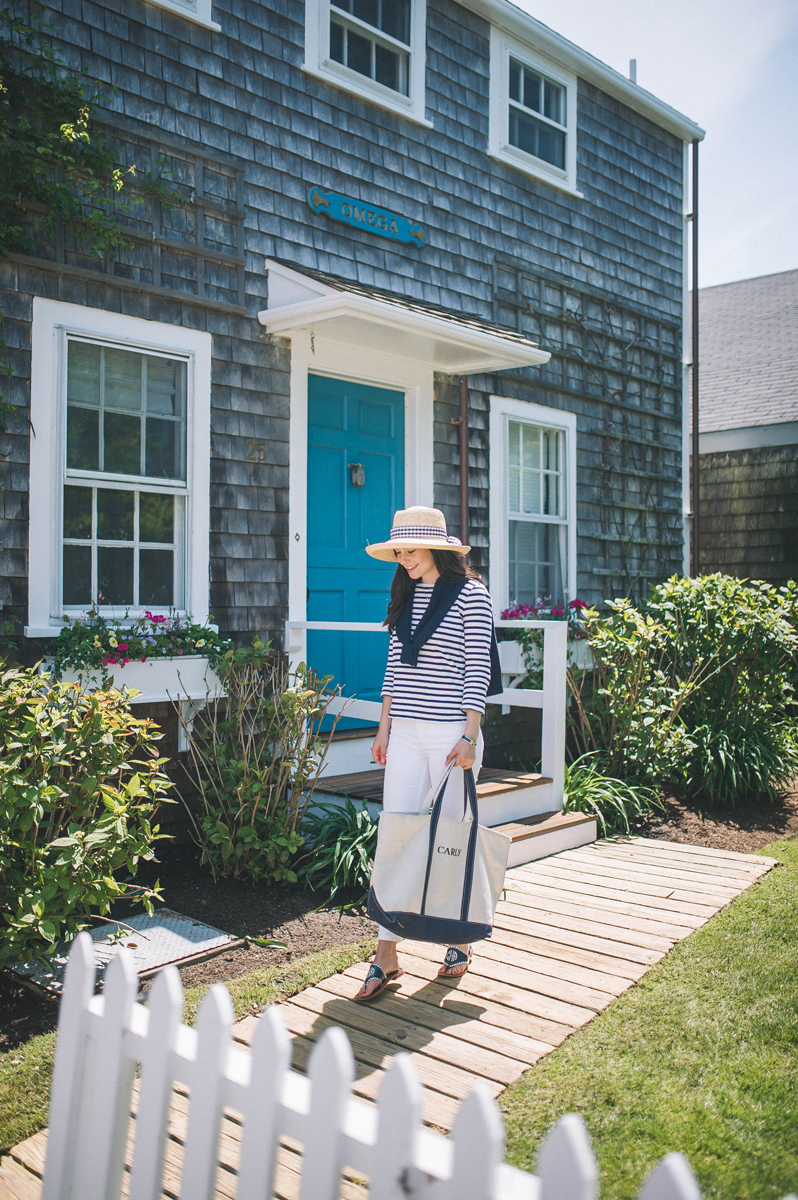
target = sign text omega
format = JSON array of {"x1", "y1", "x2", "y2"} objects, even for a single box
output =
[{"x1": 307, "y1": 186, "x2": 427, "y2": 248}]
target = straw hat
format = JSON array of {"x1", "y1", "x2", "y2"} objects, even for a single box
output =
[{"x1": 365, "y1": 506, "x2": 470, "y2": 560}]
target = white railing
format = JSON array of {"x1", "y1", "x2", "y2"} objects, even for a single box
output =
[
  {"x1": 286, "y1": 618, "x2": 567, "y2": 806},
  {"x1": 41, "y1": 934, "x2": 789, "y2": 1200}
]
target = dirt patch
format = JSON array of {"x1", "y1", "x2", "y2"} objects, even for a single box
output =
[{"x1": 640, "y1": 787, "x2": 798, "y2": 853}]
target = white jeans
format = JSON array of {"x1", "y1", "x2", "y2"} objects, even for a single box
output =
[{"x1": 377, "y1": 716, "x2": 484, "y2": 943}]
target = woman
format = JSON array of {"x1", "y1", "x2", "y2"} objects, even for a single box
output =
[{"x1": 355, "y1": 506, "x2": 495, "y2": 1001}]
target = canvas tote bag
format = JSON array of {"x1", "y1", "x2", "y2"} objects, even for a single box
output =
[{"x1": 367, "y1": 763, "x2": 510, "y2": 944}]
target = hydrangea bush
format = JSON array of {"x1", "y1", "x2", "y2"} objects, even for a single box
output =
[{"x1": 49, "y1": 610, "x2": 231, "y2": 684}]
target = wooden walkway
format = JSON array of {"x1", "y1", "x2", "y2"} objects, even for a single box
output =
[{"x1": 1, "y1": 837, "x2": 776, "y2": 1199}]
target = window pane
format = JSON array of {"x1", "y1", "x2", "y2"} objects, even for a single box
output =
[
  {"x1": 139, "y1": 549, "x2": 174, "y2": 607},
  {"x1": 146, "y1": 356, "x2": 184, "y2": 417},
  {"x1": 105, "y1": 348, "x2": 142, "y2": 411},
  {"x1": 522, "y1": 68, "x2": 541, "y2": 113},
  {"x1": 140, "y1": 493, "x2": 174, "y2": 543},
  {"x1": 98, "y1": 546, "x2": 134, "y2": 606},
  {"x1": 380, "y1": 0, "x2": 410, "y2": 44},
  {"x1": 97, "y1": 488, "x2": 134, "y2": 541},
  {"x1": 508, "y1": 421, "x2": 520, "y2": 466},
  {"x1": 509, "y1": 109, "x2": 565, "y2": 169},
  {"x1": 542, "y1": 429, "x2": 559, "y2": 471},
  {"x1": 63, "y1": 545, "x2": 92, "y2": 606},
  {"x1": 63, "y1": 486, "x2": 92, "y2": 539},
  {"x1": 509, "y1": 60, "x2": 521, "y2": 103},
  {"x1": 522, "y1": 425, "x2": 540, "y2": 468},
  {"x1": 522, "y1": 469, "x2": 540, "y2": 514},
  {"x1": 330, "y1": 18, "x2": 344, "y2": 61},
  {"x1": 508, "y1": 466, "x2": 520, "y2": 513},
  {"x1": 145, "y1": 417, "x2": 180, "y2": 479},
  {"x1": 67, "y1": 342, "x2": 100, "y2": 406},
  {"x1": 347, "y1": 28, "x2": 371, "y2": 77},
  {"x1": 104, "y1": 411, "x2": 141, "y2": 475},
  {"x1": 67, "y1": 406, "x2": 99, "y2": 470},
  {"x1": 332, "y1": 0, "x2": 352, "y2": 10},
  {"x1": 544, "y1": 79, "x2": 563, "y2": 124},
  {"x1": 375, "y1": 43, "x2": 401, "y2": 91},
  {"x1": 542, "y1": 473, "x2": 559, "y2": 516},
  {"x1": 352, "y1": 0, "x2": 378, "y2": 27}
]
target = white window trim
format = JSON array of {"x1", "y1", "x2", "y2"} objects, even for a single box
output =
[
  {"x1": 147, "y1": 0, "x2": 221, "y2": 32},
  {"x1": 489, "y1": 396, "x2": 577, "y2": 617},
  {"x1": 27, "y1": 299, "x2": 212, "y2": 638},
  {"x1": 303, "y1": 0, "x2": 432, "y2": 128},
  {"x1": 489, "y1": 26, "x2": 581, "y2": 198}
]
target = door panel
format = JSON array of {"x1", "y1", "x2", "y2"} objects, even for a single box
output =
[{"x1": 306, "y1": 374, "x2": 404, "y2": 727}]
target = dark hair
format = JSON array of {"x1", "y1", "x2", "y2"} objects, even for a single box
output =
[{"x1": 384, "y1": 549, "x2": 483, "y2": 632}]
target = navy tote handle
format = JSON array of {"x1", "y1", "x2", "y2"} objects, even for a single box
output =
[{"x1": 420, "y1": 765, "x2": 480, "y2": 920}]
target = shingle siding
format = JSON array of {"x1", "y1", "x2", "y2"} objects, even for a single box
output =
[{"x1": 3, "y1": 0, "x2": 686, "y2": 646}]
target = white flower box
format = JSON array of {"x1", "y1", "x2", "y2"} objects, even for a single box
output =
[
  {"x1": 499, "y1": 634, "x2": 592, "y2": 677},
  {"x1": 47, "y1": 655, "x2": 223, "y2": 704}
]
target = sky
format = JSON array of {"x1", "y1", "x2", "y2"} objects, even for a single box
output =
[{"x1": 513, "y1": 0, "x2": 798, "y2": 289}]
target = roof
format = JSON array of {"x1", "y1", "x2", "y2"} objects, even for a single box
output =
[
  {"x1": 270, "y1": 257, "x2": 540, "y2": 350},
  {"x1": 459, "y1": 0, "x2": 704, "y2": 143},
  {"x1": 262, "y1": 259, "x2": 550, "y2": 374},
  {"x1": 697, "y1": 268, "x2": 798, "y2": 433}
]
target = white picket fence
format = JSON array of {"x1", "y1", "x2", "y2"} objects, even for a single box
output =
[{"x1": 41, "y1": 933, "x2": 793, "y2": 1200}]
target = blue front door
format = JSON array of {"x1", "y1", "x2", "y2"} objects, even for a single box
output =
[{"x1": 307, "y1": 374, "x2": 404, "y2": 724}]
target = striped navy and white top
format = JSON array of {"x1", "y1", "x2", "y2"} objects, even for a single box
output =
[{"x1": 381, "y1": 580, "x2": 494, "y2": 721}]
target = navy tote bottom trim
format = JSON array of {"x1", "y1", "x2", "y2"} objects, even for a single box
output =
[{"x1": 367, "y1": 889, "x2": 493, "y2": 945}]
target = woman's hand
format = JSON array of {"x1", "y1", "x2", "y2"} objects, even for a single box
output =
[
  {"x1": 371, "y1": 725, "x2": 391, "y2": 766},
  {"x1": 446, "y1": 738, "x2": 477, "y2": 770}
]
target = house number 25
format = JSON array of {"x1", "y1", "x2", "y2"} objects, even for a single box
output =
[{"x1": 246, "y1": 439, "x2": 266, "y2": 463}]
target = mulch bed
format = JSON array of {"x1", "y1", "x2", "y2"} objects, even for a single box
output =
[{"x1": 4, "y1": 790, "x2": 798, "y2": 1053}]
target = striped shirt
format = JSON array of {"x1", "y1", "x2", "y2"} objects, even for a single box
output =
[{"x1": 381, "y1": 579, "x2": 494, "y2": 721}]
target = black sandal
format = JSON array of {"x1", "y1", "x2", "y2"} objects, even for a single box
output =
[
  {"x1": 437, "y1": 946, "x2": 473, "y2": 978},
  {"x1": 354, "y1": 962, "x2": 404, "y2": 1001}
]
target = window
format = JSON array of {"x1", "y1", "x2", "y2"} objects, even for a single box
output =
[
  {"x1": 303, "y1": 0, "x2": 430, "y2": 126},
  {"x1": 63, "y1": 341, "x2": 187, "y2": 611},
  {"x1": 489, "y1": 28, "x2": 580, "y2": 196},
  {"x1": 147, "y1": 0, "x2": 221, "y2": 32},
  {"x1": 330, "y1": 1, "x2": 410, "y2": 95},
  {"x1": 489, "y1": 397, "x2": 577, "y2": 615},
  {"x1": 507, "y1": 421, "x2": 565, "y2": 603},
  {"x1": 27, "y1": 300, "x2": 211, "y2": 637}
]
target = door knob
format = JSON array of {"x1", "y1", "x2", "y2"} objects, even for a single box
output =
[{"x1": 348, "y1": 463, "x2": 365, "y2": 488}]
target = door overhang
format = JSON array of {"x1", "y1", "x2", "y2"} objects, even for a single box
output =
[{"x1": 258, "y1": 259, "x2": 551, "y2": 375}]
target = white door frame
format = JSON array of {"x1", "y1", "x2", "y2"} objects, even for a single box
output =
[{"x1": 286, "y1": 330, "x2": 434, "y2": 665}]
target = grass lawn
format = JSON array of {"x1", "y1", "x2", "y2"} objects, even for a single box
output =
[
  {"x1": 0, "y1": 937, "x2": 375, "y2": 1153},
  {"x1": 500, "y1": 839, "x2": 798, "y2": 1200}
]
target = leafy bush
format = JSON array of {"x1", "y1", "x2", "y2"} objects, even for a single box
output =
[
  {"x1": 564, "y1": 754, "x2": 662, "y2": 835},
  {"x1": 49, "y1": 609, "x2": 230, "y2": 684},
  {"x1": 296, "y1": 797, "x2": 379, "y2": 907},
  {"x1": 178, "y1": 642, "x2": 342, "y2": 883},
  {"x1": 0, "y1": 666, "x2": 169, "y2": 967},
  {"x1": 568, "y1": 574, "x2": 798, "y2": 805}
]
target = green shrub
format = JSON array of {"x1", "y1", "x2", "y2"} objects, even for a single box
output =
[
  {"x1": 563, "y1": 754, "x2": 663, "y2": 835},
  {"x1": 568, "y1": 574, "x2": 798, "y2": 805},
  {"x1": 178, "y1": 642, "x2": 342, "y2": 883},
  {"x1": 297, "y1": 797, "x2": 379, "y2": 907},
  {"x1": 0, "y1": 667, "x2": 169, "y2": 967}
]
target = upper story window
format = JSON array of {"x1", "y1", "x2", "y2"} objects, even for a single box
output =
[
  {"x1": 489, "y1": 28, "x2": 580, "y2": 197},
  {"x1": 330, "y1": 1, "x2": 411, "y2": 96},
  {"x1": 304, "y1": 0, "x2": 430, "y2": 127},
  {"x1": 27, "y1": 300, "x2": 212, "y2": 638},
  {"x1": 147, "y1": 0, "x2": 221, "y2": 32}
]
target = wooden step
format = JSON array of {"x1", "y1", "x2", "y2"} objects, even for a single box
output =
[
  {"x1": 495, "y1": 811, "x2": 598, "y2": 868},
  {"x1": 314, "y1": 767, "x2": 553, "y2": 805}
]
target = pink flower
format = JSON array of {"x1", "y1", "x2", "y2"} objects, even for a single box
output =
[
  {"x1": 117, "y1": 642, "x2": 127, "y2": 653},
  {"x1": 569, "y1": 599, "x2": 588, "y2": 609},
  {"x1": 141, "y1": 656, "x2": 147, "y2": 663},
  {"x1": 178, "y1": 649, "x2": 183, "y2": 655},
  {"x1": 551, "y1": 607, "x2": 565, "y2": 618}
]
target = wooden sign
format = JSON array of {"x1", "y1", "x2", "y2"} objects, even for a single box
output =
[{"x1": 307, "y1": 186, "x2": 427, "y2": 248}]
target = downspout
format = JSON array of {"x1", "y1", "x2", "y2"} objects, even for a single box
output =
[
  {"x1": 457, "y1": 375, "x2": 469, "y2": 545},
  {"x1": 690, "y1": 137, "x2": 700, "y2": 576}
]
